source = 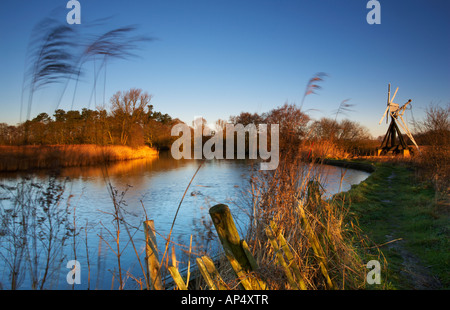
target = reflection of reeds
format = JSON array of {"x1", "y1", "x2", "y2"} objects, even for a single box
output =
[
  {"x1": 0, "y1": 145, "x2": 158, "y2": 172},
  {"x1": 0, "y1": 177, "x2": 70, "y2": 289},
  {"x1": 1, "y1": 153, "x2": 376, "y2": 290}
]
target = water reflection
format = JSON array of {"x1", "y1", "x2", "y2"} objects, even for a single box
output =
[{"x1": 0, "y1": 153, "x2": 370, "y2": 289}]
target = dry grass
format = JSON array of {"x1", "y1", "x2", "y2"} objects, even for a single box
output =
[
  {"x1": 0, "y1": 144, "x2": 158, "y2": 172},
  {"x1": 298, "y1": 140, "x2": 350, "y2": 160},
  {"x1": 411, "y1": 103, "x2": 450, "y2": 196},
  {"x1": 240, "y1": 153, "x2": 370, "y2": 289},
  {"x1": 412, "y1": 145, "x2": 450, "y2": 196}
]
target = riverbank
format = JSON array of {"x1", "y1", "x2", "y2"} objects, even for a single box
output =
[
  {"x1": 0, "y1": 144, "x2": 159, "y2": 172},
  {"x1": 335, "y1": 160, "x2": 449, "y2": 289},
  {"x1": 317, "y1": 158, "x2": 376, "y2": 173}
]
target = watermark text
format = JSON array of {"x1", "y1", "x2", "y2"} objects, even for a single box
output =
[
  {"x1": 66, "y1": 260, "x2": 81, "y2": 285},
  {"x1": 171, "y1": 118, "x2": 279, "y2": 170},
  {"x1": 366, "y1": 260, "x2": 381, "y2": 284},
  {"x1": 66, "y1": 0, "x2": 81, "y2": 25},
  {"x1": 367, "y1": 0, "x2": 381, "y2": 24}
]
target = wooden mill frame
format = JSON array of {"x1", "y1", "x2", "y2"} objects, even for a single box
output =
[{"x1": 377, "y1": 84, "x2": 420, "y2": 157}]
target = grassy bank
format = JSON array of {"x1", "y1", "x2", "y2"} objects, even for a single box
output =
[
  {"x1": 320, "y1": 158, "x2": 376, "y2": 173},
  {"x1": 336, "y1": 161, "x2": 449, "y2": 289},
  {"x1": 0, "y1": 144, "x2": 159, "y2": 172}
]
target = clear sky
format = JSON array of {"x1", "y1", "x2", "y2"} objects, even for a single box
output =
[{"x1": 0, "y1": 0, "x2": 449, "y2": 137}]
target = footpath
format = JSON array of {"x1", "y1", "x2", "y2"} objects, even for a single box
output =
[{"x1": 340, "y1": 161, "x2": 448, "y2": 289}]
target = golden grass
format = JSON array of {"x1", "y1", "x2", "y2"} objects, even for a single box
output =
[
  {"x1": 298, "y1": 140, "x2": 350, "y2": 160},
  {"x1": 412, "y1": 145, "x2": 450, "y2": 195},
  {"x1": 241, "y1": 154, "x2": 370, "y2": 289},
  {"x1": 0, "y1": 144, "x2": 159, "y2": 172}
]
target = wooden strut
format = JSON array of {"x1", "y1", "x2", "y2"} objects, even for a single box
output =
[
  {"x1": 161, "y1": 202, "x2": 334, "y2": 290},
  {"x1": 144, "y1": 220, "x2": 164, "y2": 290},
  {"x1": 209, "y1": 204, "x2": 267, "y2": 290},
  {"x1": 378, "y1": 83, "x2": 419, "y2": 156},
  {"x1": 379, "y1": 115, "x2": 409, "y2": 154}
]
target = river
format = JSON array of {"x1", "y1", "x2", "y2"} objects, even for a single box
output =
[{"x1": 0, "y1": 152, "x2": 370, "y2": 290}]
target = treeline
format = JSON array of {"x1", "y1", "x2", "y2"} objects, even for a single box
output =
[
  {"x1": 0, "y1": 89, "x2": 181, "y2": 150},
  {"x1": 3, "y1": 88, "x2": 447, "y2": 164},
  {"x1": 179, "y1": 103, "x2": 376, "y2": 158},
  {"x1": 0, "y1": 91, "x2": 380, "y2": 156},
  {"x1": 226, "y1": 103, "x2": 376, "y2": 156}
]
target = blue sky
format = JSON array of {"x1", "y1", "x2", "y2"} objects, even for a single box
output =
[{"x1": 0, "y1": 0, "x2": 449, "y2": 137}]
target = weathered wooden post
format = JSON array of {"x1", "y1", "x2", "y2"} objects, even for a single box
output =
[
  {"x1": 144, "y1": 220, "x2": 164, "y2": 290},
  {"x1": 196, "y1": 256, "x2": 228, "y2": 290},
  {"x1": 209, "y1": 204, "x2": 266, "y2": 290},
  {"x1": 267, "y1": 221, "x2": 307, "y2": 290},
  {"x1": 265, "y1": 225, "x2": 300, "y2": 289},
  {"x1": 168, "y1": 266, "x2": 188, "y2": 290},
  {"x1": 296, "y1": 203, "x2": 334, "y2": 290}
]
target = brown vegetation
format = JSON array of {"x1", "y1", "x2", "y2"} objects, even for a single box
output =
[
  {"x1": 1, "y1": 51, "x2": 447, "y2": 289},
  {"x1": 412, "y1": 103, "x2": 450, "y2": 195},
  {"x1": 0, "y1": 144, "x2": 158, "y2": 172},
  {"x1": 237, "y1": 154, "x2": 372, "y2": 289}
]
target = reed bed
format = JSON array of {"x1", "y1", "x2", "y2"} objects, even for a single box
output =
[
  {"x1": 412, "y1": 146, "x2": 450, "y2": 196},
  {"x1": 298, "y1": 140, "x2": 350, "y2": 161},
  {"x1": 239, "y1": 153, "x2": 373, "y2": 289},
  {"x1": 0, "y1": 144, "x2": 158, "y2": 172}
]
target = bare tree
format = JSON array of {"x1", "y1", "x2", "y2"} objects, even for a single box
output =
[
  {"x1": 414, "y1": 103, "x2": 450, "y2": 193},
  {"x1": 110, "y1": 88, "x2": 152, "y2": 146},
  {"x1": 264, "y1": 103, "x2": 310, "y2": 152},
  {"x1": 415, "y1": 103, "x2": 450, "y2": 146}
]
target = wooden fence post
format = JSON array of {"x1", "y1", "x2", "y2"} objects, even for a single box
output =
[
  {"x1": 209, "y1": 204, "x2": 266, "y2": 290},
  {"x1": 144, "y1": 220, "x2": 164, "y2": 290},
  {"x1": 196, "y1": 256, "x2": 228, "y2": 290},
  {"x1": 168, "y1": 266, "x2": 188, "y2": 290},
  {"x1": 267, "y1": 222, "x2": 307, "y2": 290}
]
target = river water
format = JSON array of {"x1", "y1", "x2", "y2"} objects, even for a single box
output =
[{"x1": 0, "y1": 152, "x2": 370, "y2": 290}]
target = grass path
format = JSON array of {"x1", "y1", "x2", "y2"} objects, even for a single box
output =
[{"x1": 341, "y1": 162, "x2": 448, "y2": 289}]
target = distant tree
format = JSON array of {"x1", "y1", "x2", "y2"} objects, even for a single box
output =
[
  {"x1": 53, "y1": 109, "x2": 66, "y2": 122},
  {"x1": 0, "y1": 123, "x2": 11, "y2": 144},
  {"x1": 32, "y1": 113, "x2": 52, "y2": 124},
  {"x1": 337, "y1": 119, "x2": 371, "y2": 141},
  {"x1": 264, "y1": 103, "x2": 310, "y2": 152},
  {"x1": 414, "y1": 103, "x2": 450, "y2": 146},
  {"x1": 229, "y1": 112, "x2": 263, "y2": 126},
  {"x1": 215, "y1": 119, "x2": 228, "y2": 135},
  {"x1": 310, "y1": 118, "x2": 340, "y2": 141},
  {"x1": 0, "y1": 88, "x2": 176, "y2": 148},
  {"x1": 150, "y1": 110, "x2": 172, "y2": 125},
  {"x1": 110, "y1": 88, "x2": 152, "y2": 146},
  {"x1": 413, "y1": 103, "x2": 450, "y2": 193},
  {"x1": 64, "y1": 110, "x2": 82, "y2": 143},
  {"x1": 310, "y1": 117, "x2": 370, "y2": 141}
]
